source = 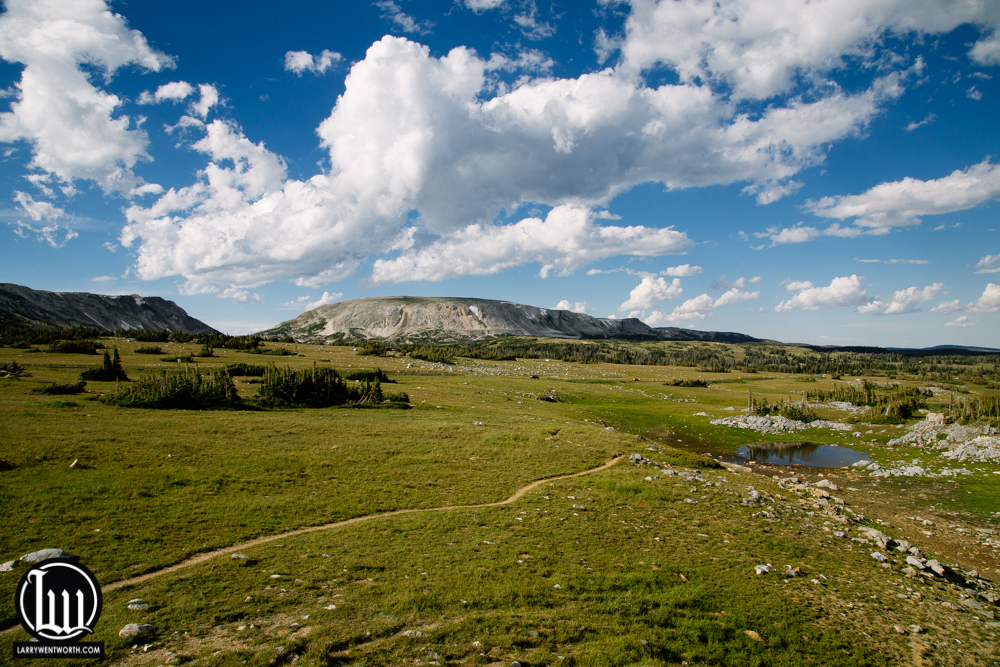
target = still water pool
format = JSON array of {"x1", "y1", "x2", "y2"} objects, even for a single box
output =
[{"x1": 735, "y1": 442, "x2": 869, "y2": 467}]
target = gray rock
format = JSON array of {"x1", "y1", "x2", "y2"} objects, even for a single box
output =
[
  {"x1": 21, "y1": 548, "x2": 69, "y2": 563},
  {"x1": 815, "y1": 479, "x2": 839, "y2": 491},
  {"x1": 909, "y1": 625, "x2": 924, "y2": 634},
  {"x1": 118, "y1": 623, "x2": 155, "y2": 640},
  {"x1": 926, "y1": 559, "x2": 946, "y2": 576},
  {"x1": 629, "y1": 453, "x2": 645, "y2": 464},
  {"x1": 402, "y1": 630, "x2": 428, "y2": 638},
  {"x1": 871, "y1": 552, "x2": 887, "y2": 562},
  {"x1": 908, "y1": 546, "x2": 924, "y2": 559},
  {"x1": 231, "y1": 553, "x2": 248, "y2": 560},
  {"x1": 571, "y1": 504, "x2": 585, "y2": 510},
  {"x1": 127, "y1": 603, "x2": 149, "y2": 610},
  {"x1": 754, "y1": 563, "x2": 772, "y2": 575},
  {"x1": 905, "y1": 556, "x2": 926, "y2": 570},
  {"x1": 0, "y1": 560, "x2": 18, "y2": 572},
  {"x1": 895, "y1": 540, "x2": 912, "y2": 553}
]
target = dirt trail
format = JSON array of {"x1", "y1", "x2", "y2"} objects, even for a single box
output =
[{"x1": 97, "y1": 455, "x2": 623, "y2": 593}]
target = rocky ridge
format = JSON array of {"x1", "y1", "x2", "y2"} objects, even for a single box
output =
[
  {"x1": 261, "y1": 296, "x2": 762, "y2": 344},
  {"x1": 0, "y1": 283, "x2": 216, "y2": 333}
]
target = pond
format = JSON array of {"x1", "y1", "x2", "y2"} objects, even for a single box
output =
[{"x1": 734, "y1": 442, "x2": 869, "y2": 467}]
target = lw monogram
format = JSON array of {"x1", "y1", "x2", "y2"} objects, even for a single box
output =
[{"x1": 13, "y1": 558, "x2": 105, "y2": 658}]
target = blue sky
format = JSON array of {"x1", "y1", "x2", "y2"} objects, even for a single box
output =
[{"x1": 1, "y1": 0, "x2": 999, "y2": 346}]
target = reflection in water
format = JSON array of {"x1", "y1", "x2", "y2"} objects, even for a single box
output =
[{"x1": 735, "y1": 442, "x2": 868, "y2": 467}]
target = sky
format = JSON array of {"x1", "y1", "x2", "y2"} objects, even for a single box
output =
[{"x1": 0, "y1": 0, "x2": 999, "y2": 347}]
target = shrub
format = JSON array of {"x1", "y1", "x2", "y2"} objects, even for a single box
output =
[
  {"x1": 0, "y1": 360, "x2": 25, "y2": 377},
  {"x1": 225, "y1": 362, "x2": 267, "y2": 377},
  {"x1": 103, "y1": 368, "x2": 242, "y2": 410},
  {"x1": 665, "y1": 379, "x2": 707, "y2": 388},
  {"x1": 257, "y1": 365, "x2": 410, "y2": 408},
  {"x1": 134, "y1": 345, "x2": 162, "y2": 354},
  {"x1": 344, "y1": 367, "x2": 394, "y2": 383},
  {"x1": 248, "y1": 347, "x2": 294, "y2": 356},
  {"x1": 256, "y1": 365, "x2": 349, "y2": 408},
  {"x1": 408, "y1": 347, "x2": 453, "y2": 364},
  {"x1": 49, "y1": 340, "x2": 102, "y2": 354},
  {"x1": 80, "y1": 348, "x2": 129, "y2": 381},
  {"x1": 357, "y1": 341, "x2": 389, "y2": 357},
  {"x1": 132, "y1": 330, "x2": 170, "y2": 343},
  {"x1": 197, "y1": 344, "x2": 215, "y2": 357},
  {"x1": 32, "y1": 381, "x2": 87, "y2": 395},
  {"x1": 660, "y1": 448, "x2": 722, "y2": 469}
]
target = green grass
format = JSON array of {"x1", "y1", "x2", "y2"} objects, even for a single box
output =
[{"x1": 0, "y1": 341, "x2": 997, "y2": 665}]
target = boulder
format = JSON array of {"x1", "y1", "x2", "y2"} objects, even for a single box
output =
[
  {"x1": 0, "y1": 560, "x2": 18, "y2": 572},
  {"x1": 21, "y1": 548, "x2": 69, "y2": 563},
  {"x1": 118, "y1": 623, "x2": 155, "y2": 640},
  {"x1": 815, "y1": 479, "x2": 839, "y2": 491}
]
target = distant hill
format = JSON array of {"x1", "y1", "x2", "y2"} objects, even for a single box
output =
[
  {"x1": 260, "y1": 296, "x2": 762, "y2": 344},
  {"x1": 0, "y1": 283, "x2": 217, "y2": 333},
  {"x1": 797, "y1": 343, "x2": 1000, "y2": 357}
]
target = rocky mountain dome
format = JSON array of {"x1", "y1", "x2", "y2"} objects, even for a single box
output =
[{"x1": 261, "y1": 296, "x2": 761, "y2": 344}]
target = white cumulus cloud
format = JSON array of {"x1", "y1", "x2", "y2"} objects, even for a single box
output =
[
  {"x1": 555, "y1": 300, "x2": 589, "y2": 313},
  {"x1": 619, "y1": 276, "x2": 683, "y2": 311},
  {"x1": 618, "y1": 0, "x2": 1000, "y2": 101},
  {"x1": 971, "y1": 283, "x2": 1000, "y2": 312},
  {"x1": 121, "y1": 34, "x2": 895, "y2": 291},
  {"x1": 661, "y1": 264, "x2": 701, "y2": 277},
  {"x1": 371, "y1": 205, "x2": 691, "y2": 284},
  {"x1": 138, "y1": 81, "x2": 195, "y2": 104},
  {"x1": 775, "y1": 275, "x2": 868, "y2": 312},
  {"x1": 858, "y1": 283, "x2": 943, "y2": 315},
  {"x1": 975, "y1": 252, "x2": 1000, "y2": 274},
  {"x1": 945, "y1": 315, "x2": 975, "y2": 328},
  {"x1": 807, "y1": 160, "x2": 1000, "y2": 233},
  {"x1": 0, "y1": 0, "x2": 173, "y2": 194},
  {"x1": 667, "y1": 287, "x2": 759, "y2": 322},
  {"x1": 284, "y1": 49, "x2": 342, "y2": 75}
]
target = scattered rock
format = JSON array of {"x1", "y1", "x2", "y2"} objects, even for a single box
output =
[
  {"x1": 231, "y1": 553, "x2": 248, "y2": 560},
  {"x1": 754, "y1": 563, "x2": 773, "y2": 575},
  {"x1": 894, "y1": 625, "x2": 907, "y2": 634},
  {"x1": 118, "y1": 623, "x2": 155, "y2": 640},
  {"x1": 21, "y1": 548, "x2": 69, "y2": 563},
  {"x1": 909, "y1": 625, "x2": 925, "y2": 634},
  {"x1": 68, "y1": 459, "x2": 79, "y2": 469},
  {"x1": 402, "y1": 630, "x2": 428, "y2": 638},
  {"x1": 0, "y1": 560, "x2": 18, "y2": 572},
  {"x1": 571, "y1": 504, "x2": 585, "y2": 510},
  {"x1": 926, "y1": 560, "x2": 946, "y2": 577},
  {"x1": 871, "y1": 552, "x2": 887, "y2": 562},
  {"x1": 815, "y1": 479, "x2": 839, "y2": 491},
  {"x1": 743, "y1": 630, "x2": 765, "y2": 644},
  {"x1": 126, "y1": 598, "x2": 149, "y2": 610},
  {"x1": 905, "y1": 556, "x2": 926, "y2": 570},
  {"x1": 629, "y1": 453, "x2": 646, "y2": 464}
]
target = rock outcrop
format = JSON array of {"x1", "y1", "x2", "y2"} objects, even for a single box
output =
[
  {"x1": 260, "y1": 296, "x2": 762, "y2": 344},
  {"x1": 0, "y1": 283, "x2": 216, "y2": 333}
]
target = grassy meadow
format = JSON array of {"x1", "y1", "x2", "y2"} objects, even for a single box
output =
[{"x1": 0, "y1": 338, "x2": 998, "y2": 666}]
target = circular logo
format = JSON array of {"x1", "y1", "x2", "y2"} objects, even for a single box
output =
[{"x1": 15, "y1": 559, "x2": 103, "y2": 642}]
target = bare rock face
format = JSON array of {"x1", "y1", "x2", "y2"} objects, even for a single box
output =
[
  {"x1": 0, "y1": 283, "x2": 216, "y2": 333},
  {"x1": 261, "y1": 296, "x2": 761, "y2": 344}
]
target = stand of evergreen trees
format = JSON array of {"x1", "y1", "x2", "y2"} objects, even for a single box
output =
[{"x1": 80, "y1": 348, "x2": 129, "y2": 381}]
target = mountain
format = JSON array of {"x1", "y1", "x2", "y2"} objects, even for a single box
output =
[
  {"x1": 261, "y1": 296, "x2": 761, "y2": 344},
  {"x1": 0, "y1": 283, "x2": 217, "y2": 333}
]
